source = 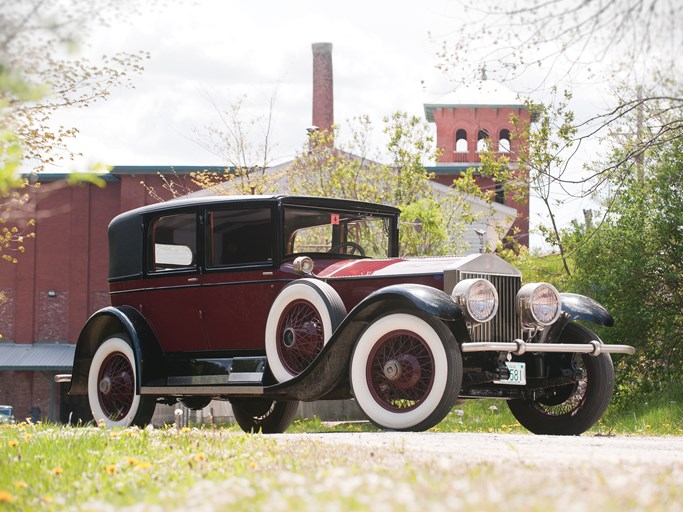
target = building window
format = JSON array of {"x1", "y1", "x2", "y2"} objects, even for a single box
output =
[
  {"x1": 477, "y1": 129, "x2": 489, "y2": 152},
  {"x1": 455, "y1": 129, "x2": 468, "y2": 153},
  {"x1": 499, "y1": 129, "x2": 511, "y2": 153},
  {"x1": 495, "y1": 183, "x2": 505, "y2": 204}
]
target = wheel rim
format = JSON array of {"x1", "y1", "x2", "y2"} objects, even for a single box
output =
[
  {"x1": 276, "y1": 299, "x2": 324, "y2": 375},
  {"x1": 97, "y1": 352, "x2": 135, "y2": 421},
  {"x1": 366, "y1": 329, "x2": 435, "y2": 412},
  {"x1": 532, "y1": 355, "x2": 587, "y2": 416}
]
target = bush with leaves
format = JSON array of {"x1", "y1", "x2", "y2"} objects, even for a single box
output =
[{"x1": 567, "y1": 130, "x2": 683, "y2": 403}]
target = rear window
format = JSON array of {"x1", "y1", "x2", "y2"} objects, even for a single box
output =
[{"x1": 148, "y1": 213, "x2": 197, "y2": 272}]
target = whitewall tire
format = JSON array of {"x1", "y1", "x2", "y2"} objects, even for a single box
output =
[
  {"x1": 87, "y1": 336, "x2": 155, "y2": 428},
  {"x1": 265, "y1": 279, "x2": 346, "y2": 382},
  {"x1": 350, "y1": 311, "x2": 461, "y2": 431}
]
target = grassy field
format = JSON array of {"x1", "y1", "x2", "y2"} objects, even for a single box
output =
[{"x1": 1, "y1": 389, "x2": 681, "y2": 510}]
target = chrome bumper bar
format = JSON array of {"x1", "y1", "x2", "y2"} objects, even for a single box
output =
[
  {"x1": 54, "y1": 374, "x2": 72, "y2": 383},
  {"x1": 461, "y1": 340, "x2": 635, "y2": 356}
]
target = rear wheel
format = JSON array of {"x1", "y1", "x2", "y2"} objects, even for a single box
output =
[
  {"x1": 350, "y1": 311, "x2": 461, "y2": 431},
  {"x1": 231, "y1": 398, "x2": 299, "y2": 433},
  {"x1": 87, "y1": 336, "x2": 156, "y2": 428},
  {"x1": 507, "y1": 323, "x2": 615, "y2": 435}
]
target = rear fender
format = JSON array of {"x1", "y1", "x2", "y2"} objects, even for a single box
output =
[{"x1": 69, "y1": 306, "x2": 163, "y2": 395}]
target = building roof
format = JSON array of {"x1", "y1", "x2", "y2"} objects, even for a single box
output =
[
  {"x1": 424, "y1": 80, "x2": 527, "y2": 122},
  {"x1": 0, "y1": 343, "x2": 75, "y2": 371}
]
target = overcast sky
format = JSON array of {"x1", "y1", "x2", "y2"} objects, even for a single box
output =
[
  {"x1": 50, "y1": 0, "x2": 635, "y2": 249},
  {"x1": 57, "y1": 0, "x2": 475, "y2": 169}
]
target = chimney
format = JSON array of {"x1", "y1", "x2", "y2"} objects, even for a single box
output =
[{"x1": 312, "y1": 42, "x2": 334, "y2": 144}]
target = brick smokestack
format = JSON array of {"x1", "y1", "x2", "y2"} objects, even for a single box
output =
[{"x1": 312, "y1": 42, "x2": 334, "y2": 143}]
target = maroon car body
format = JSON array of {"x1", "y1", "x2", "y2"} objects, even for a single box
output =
[{"x1": 68, "y1": 195, "x2": 634, "y2": 434}]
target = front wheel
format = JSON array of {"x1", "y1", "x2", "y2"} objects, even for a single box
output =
[
  {"x1": 87, "y1": 336, "x2": 156, "y2": 428},
  {"x1": 230, "y1": 398, "x2": 299, "y2": 433},
  {"x1": 350, "y1": 311, "x2": 462, "y2": 431},
  {"x1": 507, "y1": 324, "x2": 615, "y2": 435}
]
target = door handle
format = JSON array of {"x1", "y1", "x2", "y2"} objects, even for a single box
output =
[{"x1": 188, "y1": 277, "x2": 199, "y2": 283}]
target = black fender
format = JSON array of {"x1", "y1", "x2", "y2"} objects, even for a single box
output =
[
  {"x1": 266, "y1": 283, "x2": 465, "y2": 401},
  {"x1": 560, "y1": 293, "x2": 614, "y2": 327},
  {"x1": 69, "y1": 306, "x2": 164, "y2": 395}
]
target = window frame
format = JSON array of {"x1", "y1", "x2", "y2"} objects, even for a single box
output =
[
  {"x1": 203, "y1": 204, "x2": 278, "y2": 272},
  {"x1": 144, "y1": 209, "x2": 201, "y2": 276}
]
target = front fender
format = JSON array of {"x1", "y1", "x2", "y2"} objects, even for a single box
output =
[
  {"x1": 560, "y1": 293, "x2": 614, "y2": 327},
  {"x1": 358, "y1": 283, "x2": 464, "y2": 321},
  {"x1": 69, "y1": 306, "x2": 163, "y2": 395},
  {"x1": 266, "y1": 284, "x2": 464, "y2": 401}
]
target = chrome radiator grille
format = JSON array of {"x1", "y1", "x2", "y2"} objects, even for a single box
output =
[{"x1": 457, "y1": 271, "x2": 522, "y2": 342}]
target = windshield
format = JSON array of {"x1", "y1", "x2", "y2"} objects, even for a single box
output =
[{"x1": 284, "y1": 206, "x2": 393, "y2": 259}]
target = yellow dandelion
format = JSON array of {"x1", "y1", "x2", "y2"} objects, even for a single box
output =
[
  {"x1": 14, "y1": 482, "x2": 27, "y2": 489},
  {"x1": 127, "y1": 457, "x2": 139, "y2": 466},
  {"x1": 249, "y1": 461, "x2": 257, "y2": 470},
  {"x1": 98, "y1": 421, "x2": 106, "y2": 428},
  {"x1": 192, "y1": 452, "x2": 206, "y2": 463},
  {"x1": 105, "y1": 464, "x2": 117, "y2": 475},
  {"x1": 52, "y1": 467, "x2": 63, "y2": 475},
  {"x1": 8, "y1": 440, "x2": 19, "y2": 448},
  {"x1": 24, "y1": 433, "x2": 32, "y2": 441},
  {"x1": 0, "y1": 491, "x2": 14, "y2": 503},
  {"x1": 181, "y1": 427, "x2": 191, "y2": 433},
  {"x1": 136, "y1": 461, "x2": 152, "y2": 470}
]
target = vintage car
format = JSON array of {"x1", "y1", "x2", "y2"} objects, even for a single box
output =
[{"x1": 65, "y1": 195, "x2": 634, "y2": 434}]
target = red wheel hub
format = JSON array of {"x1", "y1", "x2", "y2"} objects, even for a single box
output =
[{"x1": 367, "y1": 330, "x2": 435, "y2": 412}]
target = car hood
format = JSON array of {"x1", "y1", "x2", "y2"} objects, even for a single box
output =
[{"x1": 317, "y1": 256, "x2": 470, "y2": 279}]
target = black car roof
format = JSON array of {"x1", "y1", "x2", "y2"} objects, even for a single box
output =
[{"x1": 111, "y1": 195, "x2": 400, "y2": 224}]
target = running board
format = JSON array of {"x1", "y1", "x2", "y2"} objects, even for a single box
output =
[
  {"x1": 140, "y1": 385, "x2": 264, "y2": 396},
  {"x1": 461, "y1": 339, "x2": 636, "y2": 356}
]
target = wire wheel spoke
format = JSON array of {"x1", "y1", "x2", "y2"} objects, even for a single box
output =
[
  {"x1": 533, "y1": 356, "x2": 588, "y2": 417},
  {"x1": 368, "y1": 331, "x2": 435, "y2": 412},
  {"x1": 278, "y1": 300, "x2": 324, "y2": 374},
  {"x1": 98, "y1": 353, "x2": 134, "y2": 420}
]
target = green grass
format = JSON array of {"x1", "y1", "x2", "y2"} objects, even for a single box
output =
[{"x1": 1, "y1": 387, "x2": 681, "y2": 509}]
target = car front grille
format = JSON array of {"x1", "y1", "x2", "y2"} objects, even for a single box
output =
[{"x1": 456, "y1": 271, "x2": 523, "y2": 342}]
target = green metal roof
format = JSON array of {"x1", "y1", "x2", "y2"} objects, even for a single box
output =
[{"x1": 0, "y1": 343, "x2": 75, "y2": 371}]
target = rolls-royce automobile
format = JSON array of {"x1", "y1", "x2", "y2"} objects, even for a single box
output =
[{"x1": 63, "y1": 196, "x2": 634, "y2": 434}]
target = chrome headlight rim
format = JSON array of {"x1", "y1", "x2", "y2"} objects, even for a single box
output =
[
  {"x1": 517, "y1": 282, "x2": 562, "y2": 327},
  {"x1": 452, "y1": 278, "x2": 499, "y2": 324}
]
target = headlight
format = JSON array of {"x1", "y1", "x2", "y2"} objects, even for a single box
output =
[
  {"x1": 517, "y1": 283, "x2": 562, "y2": 327},
  {"x1": 452, "y1": 278, "x2": 498, "y2": 323}
]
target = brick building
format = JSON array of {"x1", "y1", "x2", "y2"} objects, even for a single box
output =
[{"x1": 424, "y1": 78, "x2": 531, "y2": 247}]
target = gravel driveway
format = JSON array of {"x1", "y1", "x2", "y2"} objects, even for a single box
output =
[{"x1": 273, "y1": 432, "x2": 683, "y2": 511}]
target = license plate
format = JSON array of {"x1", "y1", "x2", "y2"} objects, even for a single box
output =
[{"x1": 494, "y1": 361, "x2": 526, "y2": 385}]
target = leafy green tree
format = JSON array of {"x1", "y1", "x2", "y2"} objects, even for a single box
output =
[
  {"x1": 287, "y1": 113, "x2": 490, "y2": 256},
  {"x1": 568, "y1": 121, "x2": 683, "y2": 400}
]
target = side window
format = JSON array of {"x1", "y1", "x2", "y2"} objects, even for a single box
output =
[
  {"x1": 148, "y1": 213, "x2": 197, "y2": 272},
  {"x1": 208, "y1": 208, "x2": 273, "y2": 267}
]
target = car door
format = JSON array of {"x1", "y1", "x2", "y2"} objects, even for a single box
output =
[
  {"x1": 140, "y1": 210, "x2": 207, "y2": 353},
  {"x1": 201, "y1": 205, "x2": 284, "y2": 352}
]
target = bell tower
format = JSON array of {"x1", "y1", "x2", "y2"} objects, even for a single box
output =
[{"x1": 424, "y1": 78, "x2": 531, "y2": 247}]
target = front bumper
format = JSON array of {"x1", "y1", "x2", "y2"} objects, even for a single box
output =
[{"x1": 461, "y1": 339, "x2": 635, "y2": 356}]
